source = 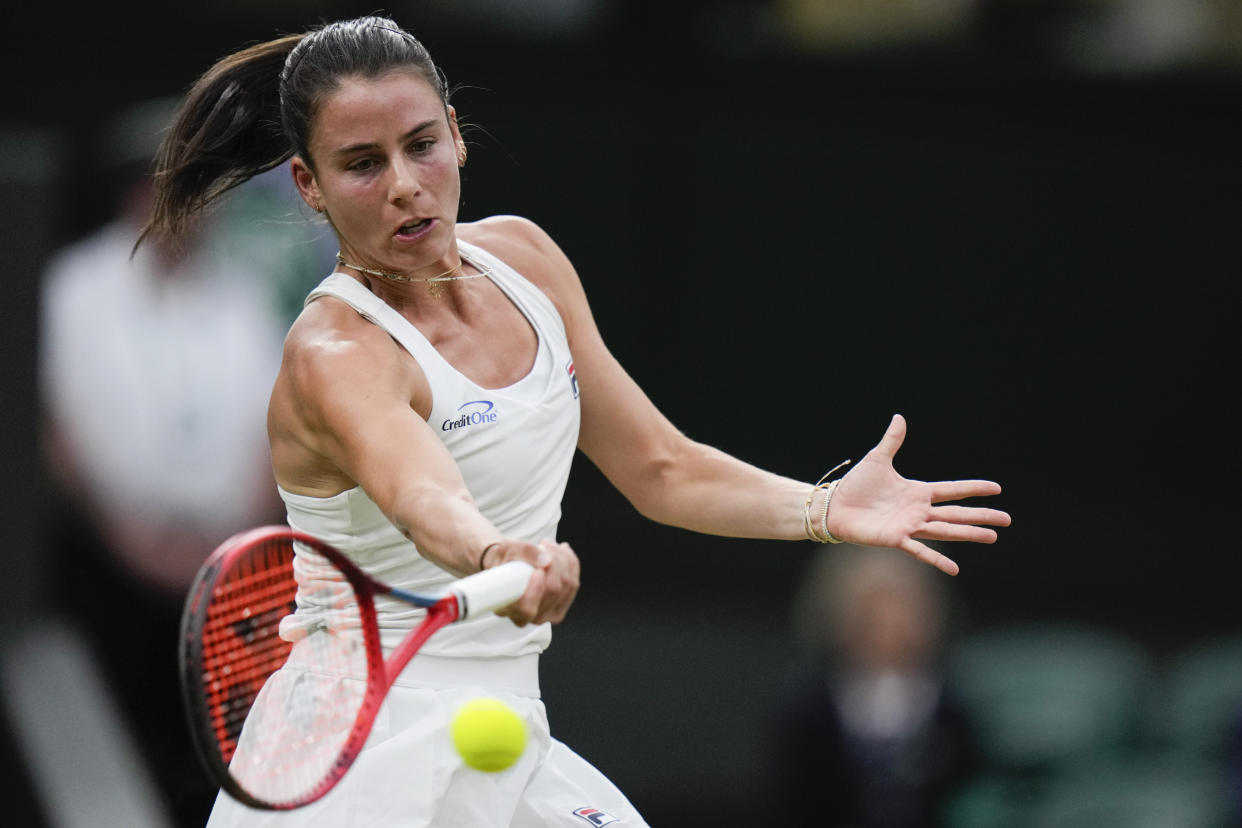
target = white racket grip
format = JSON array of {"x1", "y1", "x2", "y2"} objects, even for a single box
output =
[{"x1": 449, "y1": 561, "x2": 535, "y2": 621}]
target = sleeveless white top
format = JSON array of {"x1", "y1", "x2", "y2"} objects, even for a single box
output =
[{"x1": 281, "y1": 240, "x2": 581, "y2": 658}]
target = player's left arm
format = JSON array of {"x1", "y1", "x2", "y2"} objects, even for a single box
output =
[{"x1": 473, "y1": 217, "x2": 1010, "y2": 573}]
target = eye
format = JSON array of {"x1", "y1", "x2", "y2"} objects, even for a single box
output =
[
  {"x1": 410, "y1": 138, "x2": 436, "y2": 154},
  {"x1": 347, "y1": 157, "x2": 378, "y2": 173}
]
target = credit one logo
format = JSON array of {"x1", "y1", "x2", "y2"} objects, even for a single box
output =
[{"x1": 442, "y1": 400, "x2": 498, "y2": 431}]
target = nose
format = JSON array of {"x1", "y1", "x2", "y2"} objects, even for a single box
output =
[{"x1": 388, "y1": 155, "x2": 421, "y2": 204}]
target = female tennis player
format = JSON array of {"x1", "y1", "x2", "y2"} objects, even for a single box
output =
[{"x1": 142, "y1": 15, "x2": 1010, "y2": 826}]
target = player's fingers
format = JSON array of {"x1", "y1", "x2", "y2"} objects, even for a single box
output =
[
  {"x1": 535, "y1": 540, "x2": 577, "y2": 581},
  {"x1": 915, "y1": 521, "x2": 998, "y2": 544},
  {"x1": 930, "y1": 479, "x2": 1002, "y2": 502},
  {"x1": 496, "y1": 565, "x2": 547, "y2": 627},
  {"x1": 531, "y1": 540, "x2": 579, "y2": 624},
  {"x1": 551, "y1": 546, "x2": 581, "y2": 623},
  {"x1": 545, "y1": 553, "x2": 580, "y2": 624},
  {"x1": 543, "y1": 586, "x2": 579, "y2": 625},
  {"x1": 930, "y1": 505, "x2": 1012, "y2": 527},
  {"x1": 490, "y1": 539, "x2": 549, "y2": 569},
  {"x1": 869, "y1": 413, "x2": 908, "y2": 460},
  {"x1": 900, "y1": 538, "x2": 959, "y2": 576}
]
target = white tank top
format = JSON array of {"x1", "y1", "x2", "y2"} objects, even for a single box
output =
[{"x1": 280, "y1": 240, "x2": 581, "y2": 658}]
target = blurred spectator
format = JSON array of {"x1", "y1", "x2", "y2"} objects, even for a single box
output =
[
  {"x1": 975, "y1": 0, "x2": 1217, "y2": 72},
  {"x1": 37, "y1": 97, "x2": 291, "y2": 825},
  {"x1": 409, "y1": 0, "x2": 615, "y2": 38},
  {"x1": 777, "y1": 0, "x2": 973, "y2": 51},
  {"x1": 777, "y1": 545, "x2": 977, "y2": 828},
  {"x1": 776, "y1": 0, "x2": 1242, "y2": 69}
]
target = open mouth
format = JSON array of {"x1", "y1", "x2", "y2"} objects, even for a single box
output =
[{"x1": 395, "y1": 218, "x2": 433, "y2": 239}]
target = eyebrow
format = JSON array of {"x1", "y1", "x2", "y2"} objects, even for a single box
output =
[{"x1": 332, "y1": 118, "x2": 441, "y2": 157}]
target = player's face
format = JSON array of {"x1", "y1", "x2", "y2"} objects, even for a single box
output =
[{"x1": 293, "y1": 70, "x2": 463, "y2": 276}]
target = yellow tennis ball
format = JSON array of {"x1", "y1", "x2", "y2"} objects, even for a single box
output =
[{"x1": 450, "y1": 698, "x2": 527, "y2": 772}]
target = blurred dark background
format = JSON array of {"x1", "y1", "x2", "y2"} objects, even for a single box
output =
[{"x1": 2, "y1": 1, "x2": 1241, "y2": 826}]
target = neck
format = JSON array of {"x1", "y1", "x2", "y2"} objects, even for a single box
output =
[
  {"x1": 335, "y1": 252, "x2": 462, "y2": 284},
  {"x1": 334, "y1": 246, "x2": 491, "y2": 300}
]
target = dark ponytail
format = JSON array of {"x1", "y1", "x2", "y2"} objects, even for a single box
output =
[
  {"x1": 138, "y1": 35, "x2": 302, "y2": 248},
  {"x1": 138, "y1": 16, "x2": 448, "y2": 250}
]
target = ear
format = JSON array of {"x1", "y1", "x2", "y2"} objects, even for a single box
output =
[
  {"x1": 448, "y1": 105, "x2": 461, "y2": 141},
  {"x1": 448, "y1": 106, "x2": 467, "y2": 167},
  {"x1": 290, "y1": 156, "x2": 323, "y2": 213}
]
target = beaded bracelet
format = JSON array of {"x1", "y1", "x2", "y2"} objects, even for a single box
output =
[
  {"x1": 820, "y1": 479, "x2": 844, "y2": 544},
  {"x1": 803, "y1": 460, "x2": 851, "y2": 543}
]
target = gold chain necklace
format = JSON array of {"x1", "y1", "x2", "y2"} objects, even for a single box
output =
[{"x1": 335, "y1": 251, "x2": 490, "y2": 297}]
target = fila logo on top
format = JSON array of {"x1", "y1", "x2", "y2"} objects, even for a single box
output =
[
  {"x1": 572, "y1": 807, "x2": 620, "y2": 826},
  {"x1": 566, "y1": 360, "x2": 579, "y2": 399},
  {"x1": 441, "y1": 400, "x2": 499, "y2": 432}
]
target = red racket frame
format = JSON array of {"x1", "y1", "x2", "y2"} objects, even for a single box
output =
[{"x1": 179, "y1": 526, "x2": 459, "y2": 810}]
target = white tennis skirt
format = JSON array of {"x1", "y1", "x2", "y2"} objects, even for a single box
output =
[{"x1": 204, "y1": 653, "x2": 648, "y2": 827}]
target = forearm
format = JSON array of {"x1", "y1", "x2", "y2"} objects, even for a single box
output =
[
  {"x1": 389, "y1": 485, "x2": 503, "y2": 577},
  {"x1": 625, "y1": 440, "x2": 815, "y2": 541}
]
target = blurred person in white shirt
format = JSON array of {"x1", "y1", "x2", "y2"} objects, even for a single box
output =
[{"x1": 37, "y1": 96, "x2": 291, "y2": 825}]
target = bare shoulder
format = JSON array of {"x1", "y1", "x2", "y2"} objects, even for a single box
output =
[
  {"x1": 278, "y1": 297, "x2": 419, "y2": 420},
  {"x1": 285, "y1": 298, "x2": 393, "y2": 375},
  {"x1": 459, "y1": 216, "x2": 579, "y2": 293},
  {"x1": 458, "y1": 214, "x2": 558, "y2": 258},
  {"x1": 271, "y1": 298, "x2": 430, "y2": 494}
]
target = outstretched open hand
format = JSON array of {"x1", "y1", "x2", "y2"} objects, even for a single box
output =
[{"x1": 827, "y1": 414, "x2": 1011, "y2": 575}]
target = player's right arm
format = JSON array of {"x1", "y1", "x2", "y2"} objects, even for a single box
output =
[{"x1": 267, "y1": 299, "x2": 577, "y2": 624}]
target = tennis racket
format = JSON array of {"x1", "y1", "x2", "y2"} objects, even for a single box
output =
[{"x1": 179, "y1": 525, "x2": 533, "y2": 810}]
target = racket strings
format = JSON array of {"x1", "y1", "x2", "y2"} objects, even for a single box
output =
[
  {"x1": 196, "y1": 536, "x2": 376, "y2": 806},
  {"x1": 200, "y1": 539, "x2": 300, "y2": 758}
]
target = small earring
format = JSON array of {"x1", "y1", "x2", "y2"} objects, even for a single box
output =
[
  {"x1": 457, "y1": 143, "x2": 468, "y2": 167},
  {"x1": 313, "y1": 203, "x2": 324, "y2": 214}
]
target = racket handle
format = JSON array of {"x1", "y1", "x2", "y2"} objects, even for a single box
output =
[{"x1": 450, "y1": 561, "x2": 535, "y2": 621}]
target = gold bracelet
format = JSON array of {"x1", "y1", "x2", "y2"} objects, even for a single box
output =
[
  {"x1": 820, "y1": 479, "x2": 844, "y2": 544},
  {"x1": 803, "y1": 486, "x2": 821, "y2": 541},
  {"x1": 804, "y1": 460, "x2": 851, "y2": 543}
]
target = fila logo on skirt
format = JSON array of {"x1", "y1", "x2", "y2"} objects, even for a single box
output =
[{"x1": 572, "y1": 806, "x2": 621, "y2": 826}]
